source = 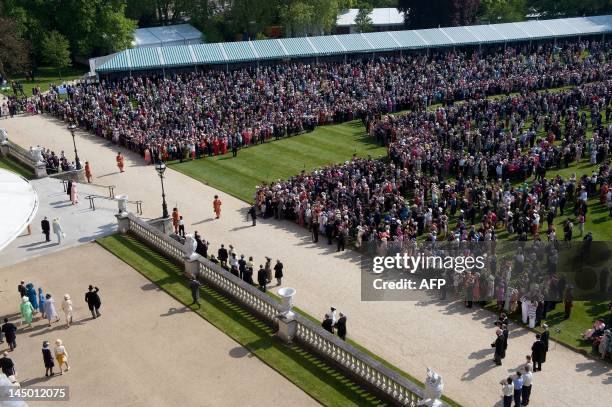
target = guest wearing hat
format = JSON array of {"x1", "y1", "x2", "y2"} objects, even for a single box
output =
[
  {"x1": 42, "y1": 341, "x2": 55, "y2": 376},
  {"x1": 25, "y1": 283, "x2": 39, "y2": 314},
  {"x1": 85, "y1": 285, "x2": 101, "y2": 319},
  {"x1": 61, "y1": 294, "x2": 74, "y2": 327},
  {"x1": 44, "y1": 294, "x2": 60, "y2": 326},
  {"x1": 321, "y1": 314, "x2": 334, "y2": 334},
  {"x1": 54, "y1": 339, "x2": 70, "y2": 374},
  {"x1": 334, "y1": 312, "x2": 347, "y2": 340},
  {"x1": 20, "y1": 296, "x2": 34, "y2": 327},
  {"x1": 540, "y1": 324, "x2": 550, "y2": 362}
]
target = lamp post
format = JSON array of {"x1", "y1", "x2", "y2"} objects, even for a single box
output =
[
  {"x1": 155, "y1": 162, "x2": 169, "y2": 219},
  {"x1": 68, "y1": 123, "x2": 82, "y2": 170}
]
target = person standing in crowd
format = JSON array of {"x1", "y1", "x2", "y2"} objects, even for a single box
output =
[
  {"x1": 311, "y1": 219, "x2": 319, "y2": 243},
  {"x1": 0, "y1": 352, "x2": 15, "y2": 378},
  {"x1": 247, "y1": 204, "x2": 257, "y2": 226},
  {"x1": 334, "y1": 312, "x2": 347, "y2": 340},
  {"x1": 52, "y1": 217, "x2": 64, "y2": 244},
  {"x1": 531, "y1": 334, "x2": 546, "y2": 372},
  {"x1": 20, "y1": 296, "x2": 34, "y2": 328},
  {"x1": 257, "y1": 265, "x2": 267, "y2": 292},
  {"x1": 540, "y1": 324, "x2": 550, "y2": 363},
  {"x1": 61, "y1": 294, "x2": 73, "y2": 327},
  {"x1": 322, "y1": 314, "x2": 334, "y2": 334},
  {"x1": 84, "y1": 161, "x2": 93, "y2": 183},
  {"x1": 41, "y1": 217, "x2": 50, "y2": 242},
  {"x1": 264, "y1": 257, "x2": 272, "y2": 284},
  {"x1": 17, "y1": 281, "x2": 26, "y2": 301},
  {"x1": 194, "y1": 232, "x2": 208, "y2": 258},
  {"x1": 243, "y1": 258, "x2": 254, "y2": 285},
  {"x1": 178, "y1": 216, "x2": 186, "y2": 238},
  {"x1": 54, "y1": 339, "x2": 70, "y2": 374},
  {"x1": 172, "y1": 208, "x2": 180, "y2": 234},
  {"x1": 493, "y1": 329, "x2": 505, "y2": 365},
  {"x1": 521, "y1": 365, "x2": 533, "y2": 406},
  {"x1": 25, "y1": 283, "x2": 38, "y2": 315},
  {"x1": 70, "y1": 181, "x2": 78, "y2": 205},
  {"x1": 238, "y1": 255, "x2": 246, "y2": 280},
  {"x1": 213, "y1": 195, "x2": 222, "y2": 219},
  {"x1": 500, "y1": 377, "x2": 514, "y2": 407},
  {"x1": 1, "y1": 318, "x2": 17, "y2": 351},
  {"x1": 218, "y1": 244, "x2": 228, "y2": 268},
  {"x1": 564, "y1": 287, "x2": 574, "y2": 319},
  {"x1": 116, "y1": 152, "x2": 124, "y2": 173},
  {"x1": 189, "y1": 277, "x2": 202, "y2": 308},
  {"x1": 42, "y1": 341, "x2": 55, "y2": 377},
  {"x1": 512, "y1": 371, "x2": 523, "y2": 407},
  {"x1": 44, "y1": 294, "x2": 60, "y2": 327},
  {"x1": 38, "y1": 288, "x2": 46, "y2": 319},
  {"x1": 85, "y1": 285, "x2": 101, "y2": 318},
  {"x1": 274, "y1": 260, "x2": 284, "y2": 286}
]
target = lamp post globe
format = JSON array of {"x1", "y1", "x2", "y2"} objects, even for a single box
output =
[
  {"x1": 155, "y1": 162, "x2": 169, "y2": 219},
  {"x1": 67, "y1": 123, "x2": 82, "y2": 170}
]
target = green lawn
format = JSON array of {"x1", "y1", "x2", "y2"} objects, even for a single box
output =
[
  {"x1": 170, "y1": 120, "x2": 386, "y2": 203},
  {"x1": 98, "y1": 234, "x2": 409, "y2": 407},
  {"x1": 1, "y1": 66, "x2": 87, "y2": 98},
  {"x1": 0, "y1": 156, "x2": 33, "y2": 179}
]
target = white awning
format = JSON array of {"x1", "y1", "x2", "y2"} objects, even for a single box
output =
[{"x1": 0, "y1": 169, "x2": 39, "y2": 251}]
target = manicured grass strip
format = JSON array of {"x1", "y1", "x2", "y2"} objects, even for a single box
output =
[
  {"x1": 169, "y1": 120, "x2": 387, "y2": 203},
  {"x1": 97, "y1": 234, "x2": 391, "y2": 407},
  {"x1": 0, "y1": 156, "x2": 33, "y2": 179}
]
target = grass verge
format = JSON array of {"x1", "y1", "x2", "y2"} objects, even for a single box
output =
[{"x1": 0, "y1": 156, "x2": 33, "y2": 179}]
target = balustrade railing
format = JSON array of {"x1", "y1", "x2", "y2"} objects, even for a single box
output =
[{"x1": 122, "y1": 212, "x2": 429, "y2": 406}]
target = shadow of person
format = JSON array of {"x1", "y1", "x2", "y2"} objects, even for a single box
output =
[{"x1": 461, "y1": 357, "x2": 499, "y2": 381}]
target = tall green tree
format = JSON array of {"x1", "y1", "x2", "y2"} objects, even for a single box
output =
[
  {"x1": 354, "y1": 7, "x2": 374, "y2": 32},
  {"x1": 0, "y1": 16, "x2": 30, "y2": 78},
  {"x1": 41, "y1": 31, "x2": 71, "y2": 78}
]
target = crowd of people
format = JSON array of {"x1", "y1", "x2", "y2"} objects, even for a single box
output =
[{"x1": 8, "y1": 40, "x2": 609, "y2": 164}]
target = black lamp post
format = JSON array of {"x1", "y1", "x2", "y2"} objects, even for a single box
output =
[
  {"x1": 68, "y1": 123, "x2": 82, "y2": 170},
  {"x1": 155, "y1": 162, "x2": 169, "y2": 218}
]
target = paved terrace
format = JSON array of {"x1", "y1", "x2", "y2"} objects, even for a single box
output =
[
  {"x1": 3, "y1": 114, "x2": 611, "y2": 406},
  {"x1": 0, "y1": 244, "x2": 316, "y2": 407}
]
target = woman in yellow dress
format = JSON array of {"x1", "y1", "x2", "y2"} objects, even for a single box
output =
[{"x1": 54, "y1": 339, "x2": 70, "y2": 374}]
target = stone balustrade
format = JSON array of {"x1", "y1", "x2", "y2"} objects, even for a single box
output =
[{"x1": 120, "y1": 212, "x2": 431, "y2": 406}]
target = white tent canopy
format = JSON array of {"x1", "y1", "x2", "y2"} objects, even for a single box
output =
[{"x1": 0, "y1": 169, "x2": 38, "y2": 251}]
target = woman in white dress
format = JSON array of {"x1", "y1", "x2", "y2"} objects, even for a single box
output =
[{"x1": 61, "y1": 294, "x2": 73, "y2": 327}]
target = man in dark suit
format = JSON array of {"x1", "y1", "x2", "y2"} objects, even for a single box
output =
[
  {"x1": 321, "y1": 314, "x2": 334, "y2": 334},
  {"x1": 492, "y1": 329, "x2": 505, "y2": 365},
  {"x1": 257, "y1": 265, "x2": 267, "y2": 292},
  {"x1": 334, "y1": 313, "x2": 347, "y2": 340},
  {"x1": 85, "y1": 285, "x2": 102, "y2": 318},
  {"x1": 41, "y1": 216, "x2": 50, "y2": 242},
  {"x1": 218, "y1": 244, "x2": 228, "y2": 268},
  {"x1": 540, "y1": 324, "x2": 550, "y2": 362},
  {"x1": 194, "y1": 232, "x2": 207, "y2": 258},
  {"x1": 247, "y1": 204, "x2": 257, "y2": 226},
  {"x1": 531, "y1": 334, "x2": 546, "y2": 371},
  {"x1": 1, "y1": 318, "x2": 17, "y2": 350},
  {"x1": 311, "y1": 220, "x2": 319, "y2": 243}
]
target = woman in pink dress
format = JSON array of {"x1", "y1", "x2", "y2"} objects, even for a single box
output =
[{"x1": 70, "y1": 182, "x2": 78, "y2": 205}]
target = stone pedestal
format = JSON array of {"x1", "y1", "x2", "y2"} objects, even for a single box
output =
[
  {"x1": 184, "y1": 258, "x2": 200, "y2": 279},
  {"x1": 115, "y1": 213, "x2": 130, "y2": 233},
  {"x1": 277, "y1": 315, "x2": 297, "y2": 343},
  {"x1": 148, "y1": 217, "x2": 172, "y2": 235},
  {"x1": 0, "y1": 144, "x2": 8, "y2": 157},
  {"x1": 34, "y1": 163, "x2": 47, "y2": 178},
  {"x1": 116, "y1": 195, "x2": 128, "y2": 215}
]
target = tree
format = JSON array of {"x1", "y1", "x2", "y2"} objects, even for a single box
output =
[
  {"x1": 527, "y1": 0, "x2": 611, "y2": 17},
  {"x1": 354, "y1": 7, "x2": 374, "y2": 33},
  {"x1": 0, "y1": 17, "x2": 30, "y2": 78},
  {"x1": 41, "y1": 31, "x2": 71, "y2": 78},
  {"x1": 478, "y1": 0, "x2": 526, "y2": 23},
  {"x1": 398, "y1": 0, "x2": 481, "y2": 28}
]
